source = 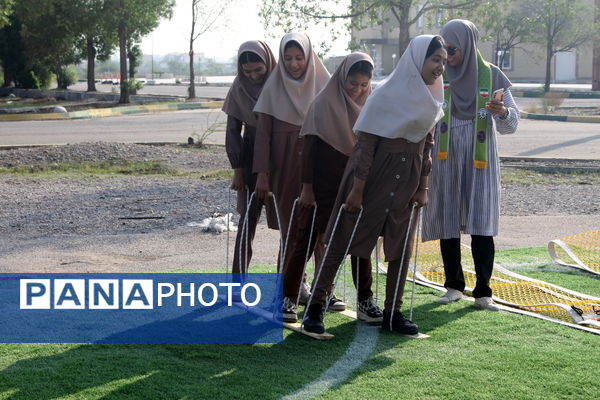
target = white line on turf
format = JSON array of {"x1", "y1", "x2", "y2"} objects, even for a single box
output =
[{"x1": 280, "y1": 323, "x2": 379, "y2": 400}]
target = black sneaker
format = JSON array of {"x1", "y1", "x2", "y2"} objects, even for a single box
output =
[
  {"x1": 327, "y1": 295, "x2": 346, "y2": 312},
  {"x1": 381, "y1": 310, "x2": 419, "y2": 335},
  {"x1": 303, "y1": 303, "x2": 325, "y2": 334},
  {"x1": 357, "y1": 297, "x2": 383, "y2": 325},
  {"x1": 282, "y1": 297, "x2": 297, "y2": 323}
]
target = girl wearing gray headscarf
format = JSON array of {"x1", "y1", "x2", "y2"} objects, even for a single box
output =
[{"x1": 422, "y1": 19, "x2": 519, "y2": 311}]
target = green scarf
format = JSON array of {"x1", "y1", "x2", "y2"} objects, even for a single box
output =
[{"x1": 437, "y1": 50, "x2": 492, "y2": 169}]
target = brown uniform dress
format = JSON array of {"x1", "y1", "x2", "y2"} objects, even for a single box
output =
[
  {"x1": 311, "y1": 130, "x2": 434, "y2": 311},
  {"x1": 252, "y1": 113, "x2": 303, "y2": 245},
  {"x1": 226, "y1": 115, "x2": 276, "y2": 274},
  {"x1": 282, "y1": 135, "x2": 374, "y2": 302}
]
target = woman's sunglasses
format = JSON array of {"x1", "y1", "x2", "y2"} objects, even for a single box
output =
[{"x1": 445, "y1": 46, "x2": 458, "y2": 56}]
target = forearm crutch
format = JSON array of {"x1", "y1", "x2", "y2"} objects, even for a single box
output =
[
  {"x1": 237, "y1": 188, "x2": 253, "y2": 274},
  {"x1": 286, "y1": 198, "x2": 318, "y2": 309},
  {"x1": 389, "y1": 202, "x2": 417, "y2": 331},
  {"x1": 225, "y1": 187, "x2": 231, "y2": 274},
  {"x1": 301, "y1": 204, "x2": 363, "y2": 327},
  {"x1": 239, "y1": 191, "x2": 287, "y2": 274},
  {"x1": 408, "y1": 209, "x2": 421, "y2": 321}
]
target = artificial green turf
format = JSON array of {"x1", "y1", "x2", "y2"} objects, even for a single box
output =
[{"x1": 1, "y1": 249, "x2": 599, "y2": 399}]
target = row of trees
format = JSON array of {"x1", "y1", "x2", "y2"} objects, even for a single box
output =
[
  {"x1": 259, "y1": 0, "x2": 600, "y2": 91},
  {"x1": 0, "y1": 0, "x2": 173, "y2": 103},
  {"x1": 0, "y1": 0, "x2": 236, "y2": 102}
]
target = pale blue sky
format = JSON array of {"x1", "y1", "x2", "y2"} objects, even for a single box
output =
[{"x1": 140, "y1": 0, "x2": 350, "y2": 61}]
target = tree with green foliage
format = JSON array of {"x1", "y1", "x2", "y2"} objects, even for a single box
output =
[
  {"x1": 71, "y1": 0, "x2": 118, "y2": 92},
  {"x1": 259, "y1": 0, "x2": 481, "y2": 55},
  {"x1": 0, "y1": 12, "x2": 53, "y2": 88},
  {"x1": 110, "y1": 0, "x2": 173, "y2": 103},
  {"x1": 524, "y1": 0, "x2": 598, "y2": 92},
  {"x1": 15, "y1": 0, "x2": 83, "y2": 89},
  {"x1": 465, "y1": 0, "x2": 535, "y2": 69},
  {"x1": 127, "y1": 42, "x2": 143, "y2": 94},
  {"x1": 0, "y1": 0, "x2": 14, "y2": 28}
]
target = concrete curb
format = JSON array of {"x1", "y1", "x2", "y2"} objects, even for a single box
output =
[
  {"x1": 0, "y1": 101, "x2": 224, "y2": 122},
  {"x1": 2, "y1": 102, "x2": 598, "y2": 123},
  {"x1": 519, "y1": 110, "x2": 600, "y2": 123},
  {"x1": 511, "y1": 90, "x2": 600, "y2": 99}
]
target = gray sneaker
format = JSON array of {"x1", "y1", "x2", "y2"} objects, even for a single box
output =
[
  {"x1": 474, "y1": 296, "x2": 499, "y2": 311},
  {"x1": 282, "y1": 297, "x2": 298, "y2": 322},
  {"x1": 438, "y1": 288, "x2": 463, "y2": 304},
  {"x1": 357, "y1": 297, "x2": 384, "y2": 325},
  {"x1": 299, "y1": 281, "x2": 311, "y2": 305}
]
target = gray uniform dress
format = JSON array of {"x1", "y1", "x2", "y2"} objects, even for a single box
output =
[{"x1": 422, "y1": 85, "x2": 519, "y2": 240}]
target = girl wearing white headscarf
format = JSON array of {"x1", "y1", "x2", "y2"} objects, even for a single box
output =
[
  {"x1": 304, "y1": 35, "x2": 447, "y2": 336},
  {"x1": 222, "y1": 40, "x2": 276, "y2": 276},
  {"x1": 252, "y1": 33, "x2": 330, "y2": 255},
  {"x1": 422, "y1": 20, "x2": 519, "y2": 311}
]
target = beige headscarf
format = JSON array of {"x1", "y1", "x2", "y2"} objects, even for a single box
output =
[
  {"x1": 300, "y1": 52, "x2": 374, "y2": 156},
  {"x1": 353, "y1": 35, "x2": 444, "y2": 143},
  {"x1": 253, "y1": 32, "x2": 331, "y2": 126},
  {"x1": 221, "y1": 40, "x2": 276, "y2": 125}
]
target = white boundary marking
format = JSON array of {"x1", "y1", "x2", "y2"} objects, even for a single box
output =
[{"x1": 280, "y1": 323, "x2": 379, "y2": 400}]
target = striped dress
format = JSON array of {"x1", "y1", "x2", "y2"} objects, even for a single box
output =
[{"x1": 422, "y1": 89, "x2": 519, "y2": 240}]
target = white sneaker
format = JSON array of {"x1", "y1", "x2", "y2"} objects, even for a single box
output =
[
  {"x1": 474, "y1": 297, "x2": 499, "y2": 311},
  {"x1": 437, "y1": 288, "x2": 463, "y2": 304}
]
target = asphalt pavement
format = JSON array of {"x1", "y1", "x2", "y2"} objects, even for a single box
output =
[
  {"x1": 2, "y1": 109, "x2": 599, "y2": 160},
  {"x1": 1, "y1": 84, "x2": 598, "y2": 272}
]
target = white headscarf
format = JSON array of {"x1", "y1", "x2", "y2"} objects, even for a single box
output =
[{"x1": 353, "y1": 35, "x2": 444, "y2": 143}]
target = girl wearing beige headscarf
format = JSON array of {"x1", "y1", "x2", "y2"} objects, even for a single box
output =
[
  {"x1": 252, "y1": 32, "x2": 330, "y2": 266},
  {"x1": 222, "y1": 40, "x2": 276, "y2": 275},
  {"x1": 304, "y1": 35, "x2": 447, "y2": 336},
  {"x1": 280, "y1": 53, "x2": 379, "y2": 323}
]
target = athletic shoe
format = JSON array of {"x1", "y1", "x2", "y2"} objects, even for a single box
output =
[
  {"x1": 299, "y1": 281, "x2": 312, "y2": 305},
  {"x1": 437, "y1": 288, "x2": 463, "y2": 304},
  {"x1": 357, "y1": 297, "x2": 383, "y2": 325},
  {"x1": 303, "y1": 303, "x2": 325, "y2": 334},
  {"x1": 327, "y1": 295, "x2": 346, "y2": 312},
  {"x1": 282, "y1": 297, "x2": 298, "y2": 323},
  {"x1": 381, "y1": 310, "x2": 419, "y2": 335},
  {"x1": 474, "y1": 296, "x2": 499, "y2": 311}
]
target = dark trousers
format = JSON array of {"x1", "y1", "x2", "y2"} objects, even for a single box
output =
[
  {"x1": 440, "y1": 235, "x2": 495, "y2": 298},
  {"x1": 283, "y1": 207, "x2": 372, "y2": 302}
]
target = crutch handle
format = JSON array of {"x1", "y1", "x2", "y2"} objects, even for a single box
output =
[{"x1": 341, "y1": 203, "x2": 363, "y2": 212}]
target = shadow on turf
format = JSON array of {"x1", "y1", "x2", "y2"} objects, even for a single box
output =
[
  {"x1": 0, "y1": 311, "x2": 357, "y2": 399},
  {"x1": 0, "y1": 289, "x2": 477, "y2": 399}
]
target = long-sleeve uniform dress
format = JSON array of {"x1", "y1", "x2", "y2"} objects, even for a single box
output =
[
  {"x1": 226, "y1": 116, "x2": 275, "y2": 273},
  {"x1": 252, "y1": 113, "x2": 303, "y2": 243},
  {"x1": 282, "y1": 135, "x2": 374, "y2": 302},
  {"x1": 311, "y1": 130, "x2": 434, "y2": 311}
]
